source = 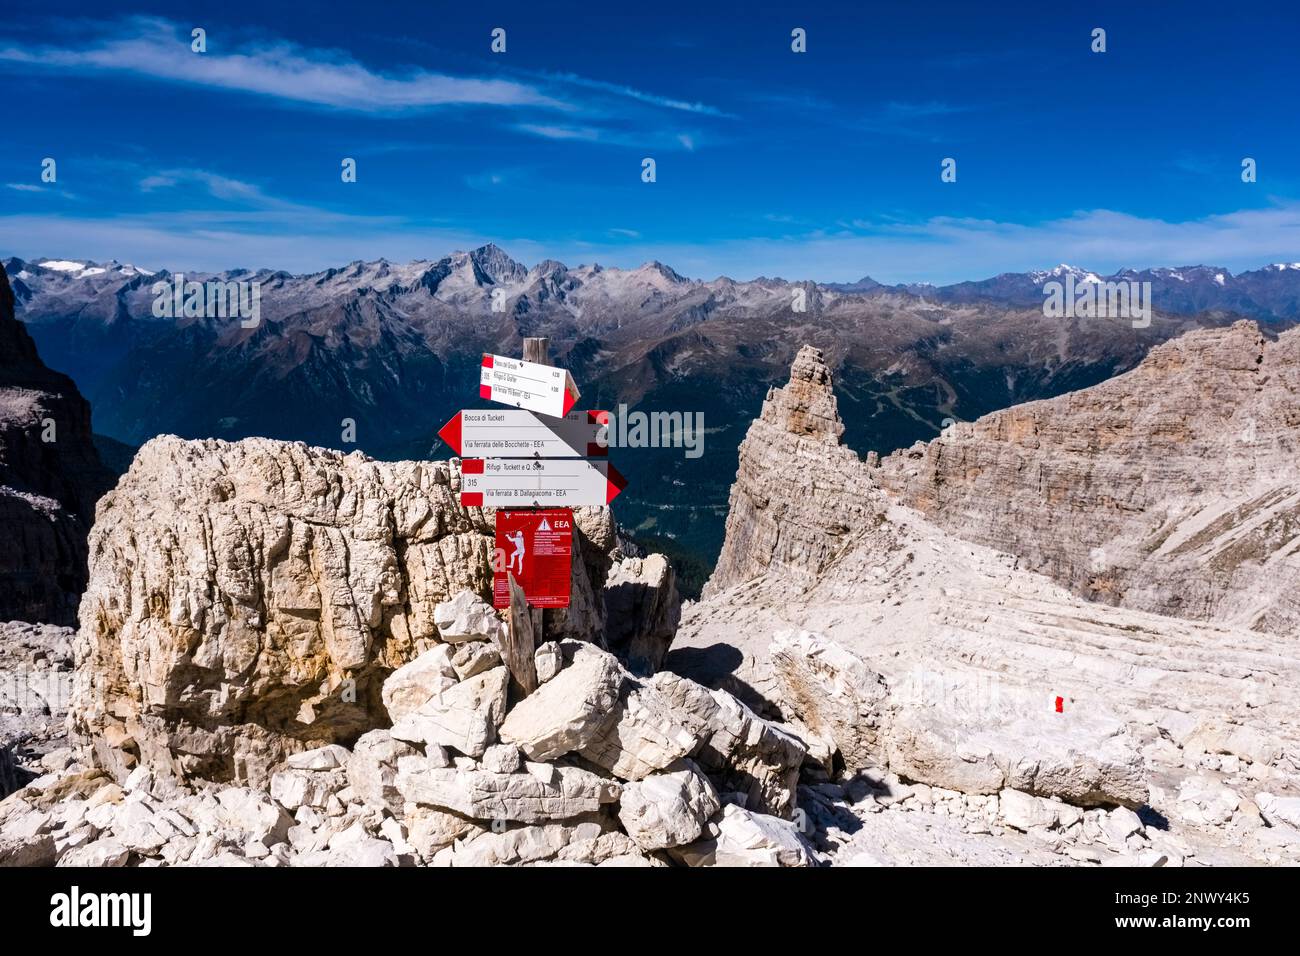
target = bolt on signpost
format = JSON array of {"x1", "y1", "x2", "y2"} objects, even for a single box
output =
[{"x1": 442, "y1": 337, "x2": 627, "y2": 679}]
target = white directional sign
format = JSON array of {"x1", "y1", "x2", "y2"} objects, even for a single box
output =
[
  {"x1": 480, "y1": 353, "x2": 580, "y2": 418},
  {"x1": 460, "y1": 458, "x2": 626, "y2": 507},
  {"x1": 439, "y1": 409, "x2": 607, "y2": 458}
]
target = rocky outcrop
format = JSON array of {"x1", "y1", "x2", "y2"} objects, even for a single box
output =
[
  {"x1": 602, "y1": 554, "x2": 680, "y2": 674},
  {"x1": 874, "y1": 321, "x2": 1300, "y2": 636},
  {"x1": 703, "y1": 345, "x2": 882, "y2": 597},
  {"x1": 69, "y1": 436, "x2": 619, "y2": 787},
  {"x1": 673, "y1": 340, "x2": 1300, "y2": 864},
  {"x1": 0, "y1": 621, "x2": 75, "y2": 798},
  {"x1": 0, "y1": 262, "x2": 114, "y2": 625},
  {"x1": 770, "y1": 629, "x2": 889, "y2": 772},
  {"x1": 3, "y1": 633, "x2": 810, "y2": 867},
  {"x1": 770, "y1": 629, "x2": 1147, "y2": 808}
]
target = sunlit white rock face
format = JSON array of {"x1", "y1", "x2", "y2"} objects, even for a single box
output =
[
  {"x1": 672, "y1": 338, "x2": 1300, "y2": 866},
  {"x1": 875, "y1": 320, "x2": 1300, "y2": 636},
  {"x1": 68, "y1": 434, "x2": 628, "y2": 787}
]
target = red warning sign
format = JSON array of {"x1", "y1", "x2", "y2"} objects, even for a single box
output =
[{"x1": 493, "y1": 509, "x2": 574, "y2": 609}]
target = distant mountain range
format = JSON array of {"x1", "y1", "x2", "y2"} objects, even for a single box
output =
[
  {"x1": 7, "y1": 247, "x2": 1299, "y2": 584},
  {"x1": 832, "y1": 261, "x2": 1300, "y2": 318}
]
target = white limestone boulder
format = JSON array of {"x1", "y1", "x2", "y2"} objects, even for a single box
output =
[
  {"x1": 347, "y1": 730, "x2": 419, "y2": 814},
  {"x1": 498, "y1": 643, "x2": 625, "y2": 761},
  {"x1": 389, "y1": 666, "x2": 509, "y2": 758},
  {"x1": 771, "y1": 629, "x2": 889, "y2": 771},
  {"x1": 617, "y1": 758, "x2": 719, "y2": 851},
  {"x1": 434, "y1": 590, "x2": 503, "y2": 644},
  {"x1": 381, "y1": 645, "x2": 457, "y2": 723},
  {"x1": 286, "y1": 745, "x2": 351, "y2": 771},
  {"x1": 396, "y1": 761, "x2": 621, "y2": 824},
  {"x1": 673, "y1": 804, "x2": 815, "y2": 867}
]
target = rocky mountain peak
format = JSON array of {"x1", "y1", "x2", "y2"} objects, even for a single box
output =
[
  {"x1": 0, "y1": 262, "x2": 14, "y2": 325},
  {"x1": 762, "y1": 345, "x2": 845, "y2": 443},
  {"x1": 671, "y1": 317, "x2": 1300, "y2": 866},
  {"x1": 467, "y1": 243, "x2": 528, "y2": 285}
]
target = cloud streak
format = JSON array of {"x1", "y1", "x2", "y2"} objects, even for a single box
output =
[
  {"x1": 0, "y1": 14, "x2": 735, "y2": 137},
  {"x1": 0, "y1": 16, "x2": 567, "y2": 112}
]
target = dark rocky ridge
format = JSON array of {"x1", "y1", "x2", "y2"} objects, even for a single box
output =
[{"x1": 0, "y1": 262, "x2": 114, "y2": 624}]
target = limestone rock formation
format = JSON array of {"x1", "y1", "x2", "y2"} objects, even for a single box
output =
[
  {"x1": 10, "y1": 424, "x2": 805, "y2": 866},
  {"x1": 602, "y1": 554, "x2": 681, "y2": 674},
  {"x1": 0, "y1": 602, "x2": 808, "y2": 867},
  {"x1": 12, "y1": 319, "x2": 1300, "y2": 868},
  {"x1": 70, "y1": 435, "x2": 621, "y2": 787},
  {"x1": 0, "y1": 262, "x2": 114, "y2": 624},
  {"x1": 672, "y1": 339, "x2": 1300, "y2": 863},
  {"x1": 874, "y1": 321, "x2": 1300, "y2": 636},
  {"x1": 0, "y1": 620, "x2": 75, "y2": 798},
  {"x1": 703, "y1": 345, "x2": 881, "y2": 598}
]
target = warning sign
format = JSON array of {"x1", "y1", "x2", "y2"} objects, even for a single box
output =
[{"x1": 493, "y1": 508, "x2": 574, "y2": 609}]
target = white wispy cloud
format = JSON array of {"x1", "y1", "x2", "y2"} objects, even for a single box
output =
[
  {"x1": 138, "y1": 169, "x2": 277, "y2": 204},
  {"x1": 0, "y1": 16, "x2": 565, "y2": 112},
  {"x1": 513, "y1": 122, "x2": 704, "y2": 150},
  {"x1": 0, "y1": 15, "x2": 733, "y2": 138},
  {"x1": 538, "y1": 72, "x2": 735, "y2": 118},
  {"x1": 515, "y1": 124, "x2": 603, "y2": 142}
]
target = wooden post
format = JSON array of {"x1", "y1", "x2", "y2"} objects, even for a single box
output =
[
  {"x1": 522, "y1": 337, "x2": 550, "y2": 366},
  {"x1": 520, "y1": 336, "x2": 549, "y2": 642},
  {"x1": 499, "y1": 572, "x2": 539, "y2": 698}
]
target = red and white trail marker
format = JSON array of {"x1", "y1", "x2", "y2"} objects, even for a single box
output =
[
  {"x1": 439, "y1": 408, "x2": 607, "y2": 458},
  {"x1": 460, "y1": 457, "x2": 627, "y2": 507},
  {"x1": 480, "y1": 353, "x2": 580, "y2": 418},
  {"x1": 493, "y1": 509, "x2": 573, "y2": 609}
]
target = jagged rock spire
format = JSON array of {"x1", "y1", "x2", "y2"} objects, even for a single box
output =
[
  {"x1": 703, "y1": 345, "x2": 880, "y2": 598},
  {"x1": 761, "y1": 345, "x2": 845, "y2": 443}
]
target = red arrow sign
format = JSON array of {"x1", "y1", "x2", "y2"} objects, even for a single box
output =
[
  {"x1": 438, "y1": 409, "x2": 607, "y2": 458},
  {"x1": 461, "y1": 458, "x2": 626, "y2": 507},
  {"x1": 480, "y1": 353, "x2": 580, "y2": 417}
]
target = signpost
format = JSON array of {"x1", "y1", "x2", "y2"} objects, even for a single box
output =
[
  {"x1": 438, "y1": 408, "x2": 607, "y2": 459},
  {"x1": 460, "y1": 458, "x2": 626, "y2": 508},
  {"x1": 479, "y1": 353, "x2": 580, "y2": 418},
  {"x1": 443, "y1": 338, "x2": 627, "y2": 622}
]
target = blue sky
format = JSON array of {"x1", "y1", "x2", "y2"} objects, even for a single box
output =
[{"x1": 1, "y1": 1, "x2": 1297, "y2": 283}]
